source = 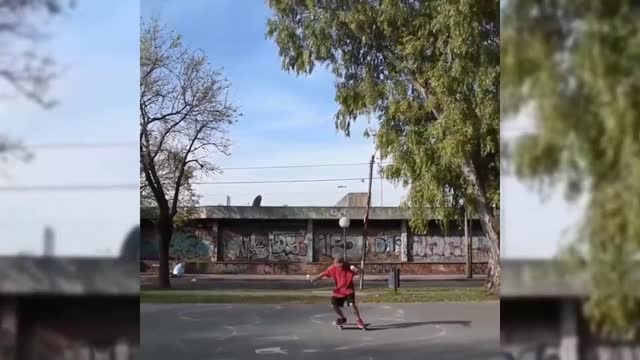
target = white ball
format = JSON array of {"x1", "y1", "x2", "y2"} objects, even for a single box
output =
[{"x1": 306, "y1": 274, "x2": 310, "y2": 279}]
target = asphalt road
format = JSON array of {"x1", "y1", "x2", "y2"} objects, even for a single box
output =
[
  {"x1": 140, "y1": 277, "x2": 485, "y2": 290},
  {"x1": 140, "y1": 302, "x2": 501, "y2": 360}
]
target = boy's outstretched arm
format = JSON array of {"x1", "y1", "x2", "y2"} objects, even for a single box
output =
[
  {"x1": 310, "y1": 274, "x2": 324, "y2": 284},
  {"x1": 311, "y1": 267, "x2": 333, "y2": 284}
]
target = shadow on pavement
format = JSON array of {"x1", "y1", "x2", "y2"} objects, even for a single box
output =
[
  {"x1": 341, "y1": 320, "x2": 472, "y2": 331},
  {"x1": 342, "y1": 342, "x2": 502, "y2": 360}
]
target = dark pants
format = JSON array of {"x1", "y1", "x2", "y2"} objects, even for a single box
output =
[{"x1": 331, "y1": 293, "x2": 355, "y2": 308}]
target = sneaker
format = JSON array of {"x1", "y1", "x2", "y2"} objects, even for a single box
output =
[
  {"x1": 333, "y1": 318, "x2": 347, "y2": 326},
  {"x1": 356, "y1": 319, "x2": 365, "y2": 329}
]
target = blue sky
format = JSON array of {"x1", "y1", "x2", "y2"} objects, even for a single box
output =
[
  {"x1": 143, "y1": 0, "x2": 581, "y2": 259},
  {"x1": 0, "y1": 0, "x2": 577, "y2": 258},
  {"x1": 140, "y1": 0, "x2": 406, "y2": 208},
  {"x1": 0, "y1": 1, "x2": 139, "y2": 255}
]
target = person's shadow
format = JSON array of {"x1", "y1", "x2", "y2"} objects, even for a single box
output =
[{"x1": 343, "y1": 320, "x2": 471, "y2": 331}]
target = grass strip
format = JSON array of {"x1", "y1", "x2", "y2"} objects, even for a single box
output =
[{"x1": 141, "y1": 287, "x2": 496, "y2": 304}]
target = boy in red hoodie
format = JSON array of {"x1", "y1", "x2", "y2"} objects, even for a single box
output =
[{"x1": 310, "y1": 255, "x2": 366, "y2": 329}]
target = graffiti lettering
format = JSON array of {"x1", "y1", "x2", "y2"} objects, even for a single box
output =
[
  {"x1": 472, "y1": 236, "x2": 491, "y2": 260},
  {"x1": 270, "y1": 232, "x2": 308, "y2": 259},
  {"x1": 373, "y1": 235, "x2": 401, "y2": 254},
  {"x1": 225, "y1": 233, "x2": 268, "y2": 261},
  {"x1": 240, "y1": 234, "x2": 270, "y2": 260},
  {"x1": 170, "y1": 230, "x2": 215, "y2": 260},
  {"x1": 366, "y1": 263, "x2": 397, "y2": 274},
  {"x1": 328, "y1": 208, "x2": 348, "y2": 217},
  {"x1": 224, "y1": 230, "x2": 308, "y2": 261},
  {"x1": 411, "y1": 235, "x2": 489, "y2": 262},
  {"x1": 315, "y1": 233, "x2": 358, "y2": 258}
]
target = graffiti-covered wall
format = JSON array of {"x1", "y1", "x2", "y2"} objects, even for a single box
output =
[
  {"x1": 1, "y1": 296, "x2": 138, "y2": 360},
  {"x1": 410, "y1": 221, "x2": 490, "y2": 263},
  {"x1": 221, "y1": 220, "x2": 309, "y2": 262},
  {"x1": 313, "y1": 221, "x2": 403, "y2": 263},
  {"x1": 140, "y1": 220, "x2": 159, "y2": 260},
  {"x1": 501, "y1": 298, "x2": 640, "y2": 360},
  {"x1": 140, "y1": 216, "x2": 491, "y2": 274},
  {"x1": 140, "y1": 220, "x2": 217, "y2": 261},
  {"x1": 170, "y1": 226, "x2": 216, "y2": 261}
]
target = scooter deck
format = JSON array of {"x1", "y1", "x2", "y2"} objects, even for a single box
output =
[{"x1": 336, "y1": 323, "x2": 370, "y2": 331}]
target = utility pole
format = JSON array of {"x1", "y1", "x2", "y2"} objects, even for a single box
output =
[
  {"x1": 380, "y1": 177, "x2": 383, "y2": 206},
  {"x1": 465, "y1": 208, "x2": 472, "y2": 278},
  {"x1": 360, "y1": 154, "x2": 375, "y2": 290}
]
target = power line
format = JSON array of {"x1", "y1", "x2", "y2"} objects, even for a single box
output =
[
  {"x1": 0, "y1": 177, "x2": 383, "y2": 192},
  {"x1": 193, "y1": 177, "x2": 382, "y2": 185},
  {"x1": 200, "y1": 189, "x2": 385, "y2": 197},
  {"x1": 16, "y1": 142, "x2": 392, "y2": 171},
  {"x1": 24, "y1": 142, "x2": 138, "y2": 149},
  {"x1": 220, "y1": 162, "x2": 390, "y2": 170}
]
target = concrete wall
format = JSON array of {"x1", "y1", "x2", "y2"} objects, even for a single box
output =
[
  {"x1": 221, "y1": 220, "x2": 308, "y2": 262},
  {"x1": 1, "y1": 296, "x2": 138, "y2": 360},
  {"x1": 581, "y1": 318, "x2": 640, "y2": 360},
  {"x1": 501, "y1": 299, "x2": 562, "y2": 359},
  {"x1": 313, "y1": 220, "x2": 403, "y2": 262},
  {"x1": 410, "y1": 220, "x2": 490, "y2": 263},
  {"x1": 501, "y1": 298, "x2": 640, "y2": 360},
  {"x1": 141, "y1": 218, "x2": 489, "y2": 275},
  {"x1": 141, "y1": 219, "x2": 218, "y2": 261},
  {"x1": 184, "y1": 261, "x2": 487, "y2": 275}
]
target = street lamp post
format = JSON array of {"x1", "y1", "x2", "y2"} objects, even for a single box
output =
[{"x1": 339, "y1": 216, "x2": 350, "y2": 260}]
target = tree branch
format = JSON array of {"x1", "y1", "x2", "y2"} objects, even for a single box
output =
[{"x1": 170, "y1": 125, "x2": 204, "y2": 217}]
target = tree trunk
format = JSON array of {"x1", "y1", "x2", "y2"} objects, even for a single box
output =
[
  {"x1": 461, "y1": 156, "x2": 500, "y2": 294},
  {"x1": 485, "y1": 246, "x2": 501, "y2": 293},
  {"x1": 156, "y1": 218, "x2": 173, "y2": 289}
]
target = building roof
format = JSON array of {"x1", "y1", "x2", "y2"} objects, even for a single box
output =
[
  {"x1": 335, "y1": 192, "x2": 369, "y2": 207},
  {"x1": 0, "y1": 256, "x2": 139, "y2": 296},
  {"x1": 142, "y1": 205, "x2": 410, "y2": 220},
  {"x1": 501, "y1": 259, "x2": 589, "y2": 298},
  {"x1": 141, "y1": 205, "x2": 486, "y2": 221}
]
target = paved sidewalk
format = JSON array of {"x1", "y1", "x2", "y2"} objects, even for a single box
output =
[
  {"x1": 141, "y1": 289, "x2": 497, "y2": 298},
  {"x1": 143, "y1": 289, "x2": 344, "y2": 296},
  {"x1": 141, "y1": 273, "x2": 486, "y2": 291},
  {"x1": 140, "y1": 273, "x2": 485, "y2": 281}
]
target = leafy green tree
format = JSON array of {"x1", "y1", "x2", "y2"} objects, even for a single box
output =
[
  {"x1": 267, "y1": 0, "x2": 500, "y2": 291},
  {"x1": 502, "y1": 0, "x2": 640, "y2": 339}
]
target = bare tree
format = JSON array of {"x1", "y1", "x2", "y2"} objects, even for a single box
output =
[
  {"x1": 140, "y1": 149, "x2": 202, "y2": 225},
  {"x1": 0, "y1": 0, "x2": 73, "y2": 107},
  {"x1": 0, "y1": 0, "x2": 74, "y2": 161},
  {"x1": 140, "y1": 18, "x2": 239, "y2": 288}
]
